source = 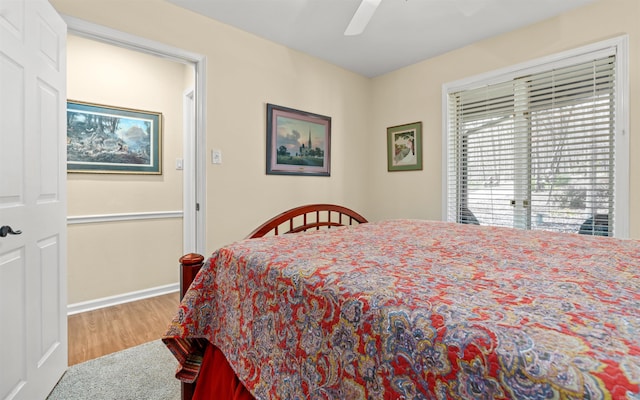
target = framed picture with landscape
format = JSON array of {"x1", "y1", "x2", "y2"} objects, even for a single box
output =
[
  {"x1": 266, "y1": 103, "x2": 331, "y2": 176},
  {"x1": 387, "y1": 121, "x2": 422, "y2": 172},
  {"x1": 66, "y1": 100, "x2": 162, "y2": 174}
]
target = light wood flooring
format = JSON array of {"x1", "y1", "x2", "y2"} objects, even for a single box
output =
[{"x1": 67, "y1": 291, "x2": 181, "y2": 366}]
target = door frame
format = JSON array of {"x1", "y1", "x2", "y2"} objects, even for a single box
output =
[{"x1": 62, "y1": 15, "x2": 207, "y2": 255}]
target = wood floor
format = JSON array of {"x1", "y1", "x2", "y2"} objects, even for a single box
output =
[{"x1": 67, "y1": 291, "x2": 181, "y2": 366}]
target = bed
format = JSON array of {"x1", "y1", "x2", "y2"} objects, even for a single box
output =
[{"x1": 163, "y1": 203, "x2": 640, "y2": 399}]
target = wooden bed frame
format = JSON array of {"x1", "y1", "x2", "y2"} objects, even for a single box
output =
[{"x1": 177, "y1": 204, "x2": 368, "y2": 399}]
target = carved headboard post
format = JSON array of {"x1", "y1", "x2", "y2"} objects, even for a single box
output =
[{"x1": 179, "y1": 253, "x2": 205, "y2": 300}]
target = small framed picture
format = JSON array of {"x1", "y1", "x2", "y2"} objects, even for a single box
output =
[
  {"x1": 266, "y1": 103, "x2": 331, "y2": 176},
  {"x1": 387, "y1": 121, "x2": 422, "y2": 171},
  {"x1": 66, "y1": 100, "x2": 162, "y2": 174}
]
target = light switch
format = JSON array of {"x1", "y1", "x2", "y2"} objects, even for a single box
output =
[
  {"x1": 212, "y1": 149, "x2": 222, "y2": 164},
  {"x1": 176, "y1": 158, "x2": 183, "y2": 170}
]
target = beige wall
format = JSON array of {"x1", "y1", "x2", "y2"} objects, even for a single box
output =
[
  {"x1": 53, "y1": 0, "x2": 639, "y2": 305},
  {"x1": 66, "y1": 35, "x2": 190, "y2": 303},
  {"x1": 53, "y1": 0, "x2": 371, "y2": 303},
  {"x1": 369, "y1": 0, "x2": 639, "y2": 238},
  {"x1": 51, "y1": 0, "x2": 372, "y2": 252}
]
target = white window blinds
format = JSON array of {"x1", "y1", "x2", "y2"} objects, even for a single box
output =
[{"x1": 446, "y1": 51, "x2": 618, "y2": 236}]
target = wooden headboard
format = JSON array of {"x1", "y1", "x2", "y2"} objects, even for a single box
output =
[
  {"x1": 180, "y1": 203, "x2": 367, "y2": 298},
  {"x1": 177, "y1": 203, "x2": 368, "y2": 399},
  {"x1": 245, "y1": 203, "x2": 368, "y2": 238}
]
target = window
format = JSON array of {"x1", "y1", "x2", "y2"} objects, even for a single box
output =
[{"x1": 444, "y1": 37, "x2": 629, "y2": 238}]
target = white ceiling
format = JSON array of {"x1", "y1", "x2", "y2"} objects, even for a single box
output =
[{"x1": 165, "y1": 0, "x2": 596, "y2": 78}]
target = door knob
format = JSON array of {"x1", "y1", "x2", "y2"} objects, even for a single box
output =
[{"x1": 0, "y1": 225, "x2": 21, "y2": 237}]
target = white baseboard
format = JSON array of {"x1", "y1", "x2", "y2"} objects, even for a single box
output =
[{"x1": 67, "y1": 283, "x2": 180, "y2": 315}]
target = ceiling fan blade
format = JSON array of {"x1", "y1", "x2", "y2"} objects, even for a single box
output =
[{"x1": 344, "y1": 0, "x2": 382, "y2": 36}]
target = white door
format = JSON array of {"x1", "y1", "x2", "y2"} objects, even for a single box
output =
[{"x1": 0, "y1": 0, "x2": 68, "y2": 399}]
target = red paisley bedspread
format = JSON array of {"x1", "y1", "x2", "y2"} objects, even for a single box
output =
[{"x1": 163, "y1": 220, "x2": 640, "y2": 399}]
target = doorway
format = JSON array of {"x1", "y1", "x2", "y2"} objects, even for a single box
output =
[{"x1": 63, "y1": 16, "x2": 206, "y2": 310}]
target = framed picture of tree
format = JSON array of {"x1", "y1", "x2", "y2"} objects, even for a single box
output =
[
  {"x1": 387, "y1": 121, "x2": 422, "y2": 172},
  {"x1": 266, "y1": 103, "x2": 331, "y2": 176},
  {"x1": 66, "y1": 100, "x2": 162, "y2": 174}
]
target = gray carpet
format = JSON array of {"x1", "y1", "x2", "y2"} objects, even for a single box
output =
[{"x1": 47, "y1": 340, "x2": 180, "y2": 400}]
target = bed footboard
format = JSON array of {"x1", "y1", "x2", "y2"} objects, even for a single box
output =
[
  {"x1": 178, "y1": 253, "x2": 204, "y2": 400},
  {"x1": 179, "y1": 253, "x2": 205, "y2": 299},
  {"x1": 177, "y1": 203, "x2": 367, "y2": 400}
]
